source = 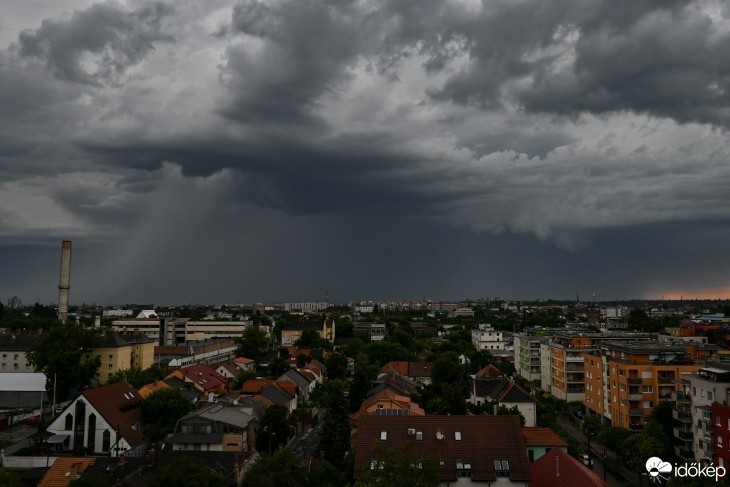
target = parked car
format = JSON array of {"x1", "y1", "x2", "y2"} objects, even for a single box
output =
[{"x1": 579, "y1": 453, "x2": 593, "y2": 467}]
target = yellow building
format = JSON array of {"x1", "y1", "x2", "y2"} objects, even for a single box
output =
[
  {"x1": 87, "y1": 332, "x2": 156, "y2": 384},
  {"x1": 281, "y1": 319, "x2": 335, "y2": 346},
  {"x1": 584, "y1": 341, "x2": 702, "y2": 430}
]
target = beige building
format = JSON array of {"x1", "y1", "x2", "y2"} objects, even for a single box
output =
[
  {"x1": 281, "y1": 319, "x2": 335, "y2": 346},
  {"x1": 87, "y1": 332, "x2": 155, "y2": 384},
  {"x1": 0, "y1": 333, "x2": 38, "y2": 373}
]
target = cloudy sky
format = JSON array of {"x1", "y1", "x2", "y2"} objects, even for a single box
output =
[{"x1": 2, "y1": 0, "x2": 730, "y2": 305}]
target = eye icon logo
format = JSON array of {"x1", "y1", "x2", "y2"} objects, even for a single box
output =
[{"x1": 646, "y1": 457, "x2": 672, "y2": 481}]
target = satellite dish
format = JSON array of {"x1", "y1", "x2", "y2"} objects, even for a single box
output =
[{"x1": 436, "y1": 430, "x2": 444, "y2": 440}]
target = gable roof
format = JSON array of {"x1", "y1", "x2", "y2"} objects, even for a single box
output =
[
  {"x1": 39, "y1": 457, "x2": 95, "y2": 487},
  {"x1": 138, "y1": 380, "x2": 170, "y2": 399},
  {"x1": 234, "y1": 356, "x2": 254, "y2": 365},
  {"x1": 522, "y1": 427, "x2": 569, "y2": 447},
  {"x1": 354, "y1": 415, "x2": 531, "y2": 482},
  {"x1": 80, "y1": 382, "x2": 144, "y2": 447},
  {"x1": 280, "y1": 369, "x2": 312, "y2": 389},
  {"x1": 380, "y1": 360, "x2": 434, "y2": 378},
  {"x1": 350, "y1": 388, "x2": 425, "y2": 424},
  {"x1": 241, "y1": 379, "x2": 275, "y2": 394},
  {"x1": 473, "y1": 378, "x2": 535, "y2": 403},
  {"x1": 530, "y1": 447, "x2": 607, "y2": 487},
  {"x1": 475, "y1": 364, "x2": 505, "y2": 379},
  {"x1": 174, "y1": 363, "x2": 228, "y2": 392},
  {"x1": 163, "y1": 377, "x2": 203, "y2": 400},
  {"x1": 260, "y1": 384, "x2": 294, "y2": 405}
]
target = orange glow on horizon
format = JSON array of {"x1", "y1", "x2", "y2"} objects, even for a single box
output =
[{"x1": 652, "y1": 286, "x2": 730, "y2": 300}]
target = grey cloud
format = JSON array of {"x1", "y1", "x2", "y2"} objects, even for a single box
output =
[{"x1": 17, "y1": 1, "x2": 173, "y2": 84}]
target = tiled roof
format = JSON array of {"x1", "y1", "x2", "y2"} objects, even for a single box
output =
[
  {"x1": 241, "y1": 379, "x2": 275, "y2": 394},
  {"x1": 350, "y1": 389, "x2": 425, "y2": 424},
  {"x1": 234, "y1": 356, "x2": 254, "y2": 365},
  {"x1": 138, "y1": 380, "x2": 170, "y2": 398},
  {"x1": 473, "y1": 378, "x2": 535, "y2": 403},
  {"x1": 354, "y1": 415, "x2": 531, "y2": 482},
  {"x1": 530, "y1": 447, "x2": 607, "y2": 487},
  {"x1": 475, "y1": 364, "x2": 504, "y2": 379},
  {"x1": 522, "y1": 427, "x2": 569, "y2": 447},
  {"x1": 0, "y1": 333, "x2": 39, "y2": 351},
  {"x1": 260, "y1": 384, "x2": 294, "y2": 405},
  {"x1": 380, "y1": 360, "x2": 434, "y2": 378},
  {"x1": 39, "y1": 457, "x2": 95, "y2": 487},
  {"x1": 280, "y1": 369, "x2": 311, "y2": 389},
  {"x1": 175, "y1": 363, "x2": 228, "y2": 391},
  {"x1": 81, "y1": 382, "x2": 144, "y2": 447}
]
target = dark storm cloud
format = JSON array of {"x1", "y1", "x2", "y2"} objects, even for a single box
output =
[
  {"x1": 17, "y1": 1, "x2": 173, "y2": 84},
  {"x1": 4, "y1": 0, "x2": 730, "y2": 303}
]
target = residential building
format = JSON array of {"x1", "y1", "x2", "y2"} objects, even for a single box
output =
[
  {"x1": 472, "y1": 324, "x2": 506, "y2": 351},
  {"x1": 546, "y1": 332, "x2": 650, "y2": 402},
  {"x1": 379, "y1": 360, "x2": 433, "y2": 386},
  {"x1": 281, "y1": 319, "x2": 335, "y2": 346},
  {"x1": 166, "y1": 402, "x2": 256, "y2": 453},
  {"x1": 216, "y1": 357, "x2": 255, "y2": 379},
  {"x1": 39, "y1": 457, "x2": 95, "y2": 487},
  {"x1": 283, "y1": 302, "x2": 329, "y2": 313},
  {"x1": 86, "y1": 331, "x2": 155, "y2": 384},
  {"x1": 46, "y1": 382, "x2": 146, "y2": 457},
  {"x1": 529, "y1": 447, "x2": 607, "y2": 487},
  {"x1": 353, "y1": 415, "x2": 531, "y2": 485},
  {"x1": 522, "y1": 427, "x2": 568, "y2": 462},
  {"x1": 157, "y1": 338, "x2": 238, "y2": 368},
  {"x1": 353, "y1": 322, "x2": 387, "y2": 341},
  {"x1": 513, "y1": 333, "x2": 543, "y2": 383},
  {"x1": 673, "y1": 378, "x2": 694, "y2": 461},
  {"x1": 686, "y1": 363, "x2": 730, "y2": 462},
  {"x1": 138, "y1": 379, "x2": 170, "y2": 399},
  {"x1": 166, "y1": 363, "x2": 229, "y2": 396},
  {"x1": 470, "y1": 378, "x2": 537, "y2": 427},
  {"x1": 278, "y1": 369, "x2": 315, "y2": 401},
  {"x1": 712, "y1": 401, "x2": 730, "y2": 468},
  {"x1": 111, "y1": 317, "x2": 188, "y2": 345},
  {"x1": 0, "y1": 332, "x2": 37, "y2": 373},
  {"x1": 350, "y1": 388, "x2": 425, "y2": 430},
  {"x1": 584, "y1": 341, "x2": 702, "y2": 430}
]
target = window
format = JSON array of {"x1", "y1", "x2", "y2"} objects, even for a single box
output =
[
  {"x1": 620, "y1": 384, "x2": 626, "y2": 392},
  {"x1": 693, "y1": 387, "x2": 697, "y2": 397},
  {"x1": 708, "y1": 391, "x2": 714, "y2": 401},
  {"x1": 719, "y1": 436, "x2": 723, "y2": 448},
  {"x1": 108, "y1": 364, "x2": 113, "y2": 369},
  {"x1": 456, "y1": 461, "x2": 472, "y2": 477},
  {"x1": 380, "y1": 431, "x2": 387, "y2": 440},
  {"x1": 65, "y1": 413, "x2": 73, "y2": 430},
  {"x1": 455, "y1": 431, "x2": 462, "y2": 440},
  {"x1": 644, "y1": 401, "x2": 653, "y2": 408},
  {"x1": 102, "y1": 430, "x2": 111, "y2": 452},
  {"x1": 108, "y1": 355, "x2": 113, "y2": 360},
  {"x1": 644, "y1": 386, "x2": 653, "y2": 393},
  {"x1": 416, "y1": 431, "x2": 423, "y2": 441},
  {"x1": 718, "y1": 416, "x2": 722, "y2": 427}
]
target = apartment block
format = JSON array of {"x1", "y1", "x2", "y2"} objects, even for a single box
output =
[
  {"x1": 87, "y1": 332, "x2": 156, "y2": 384},
  {"x1": 684, "y1": 364, "x2": 730, "y2": 463},
  {"x1": 584, "y1": 341, "x2": 701, "y2": 431},
  {"x1": 472, "y1": 324, "x2": 506, "y2": 352}
]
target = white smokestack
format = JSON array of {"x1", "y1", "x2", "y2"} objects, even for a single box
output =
[{"x1": 58, "y1": 240, "x2": 72, "y2": 321}]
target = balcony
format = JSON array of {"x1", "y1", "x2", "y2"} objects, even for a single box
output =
[
  {"x1": 673, "y1": 409, "x2": 692, "y2": 422},
  {"x1": 566, "y1": 356, "x2": 584, "y2": 362},
  {"x1": 699, "y1": 435, "x2": 712, "y2": 445},
  {"x1": 673, "y1": 391, "x2": 690, "y2": 402},
  {"x1": 674, "y1": 447, "x2": 693, "y2": 459},
  {"x1": 628, "y1": 394, "x2": 642, "y2": 401},
  {"x1": 629, "y1": 408, "x2": 643, "y2": 416},
  {"x1": 673, "y1": 428, "x2": 693, "y2": 441},
  {"x1": 658, "y1": 376, "x2": 675, "y2": 384},
  {"x1": 628, "y1": 378, "x2": 642, "y2": 385}
]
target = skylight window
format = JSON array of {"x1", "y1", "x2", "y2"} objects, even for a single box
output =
[
  {"x1": 380, "y1": 431, "x2": 387, "y2": 440},
  {"x1": 454, "y1": 431, "x2": 461, "y2": 440}
]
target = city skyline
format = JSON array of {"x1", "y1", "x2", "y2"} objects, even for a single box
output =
[{"x1": 3, "y1": 1, "x2": 730, "y2": 304}]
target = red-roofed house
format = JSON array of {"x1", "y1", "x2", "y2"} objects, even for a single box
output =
[
  {"x1": 166, "y1": 363, "x2": 228, "y2": 396},
  {"x1": 475, "y1": 364, "x2": 505, "y2": 379},
  {"x1": 354, "y1": 415, "x2": 531, "y2": 485},
  {"x1": 46, "y1": 382, "x2": 146, "y2": 457},
  {"x1": 39, "y1": 457, "x2": 96, "y2": 487},
  {"x1": 522, "y1": 427, "x2": 569, "y2": 462},
  {"x1": 379, "y1": 360, "x2": 434, "y2": 385},
  {"x1": 350, "y1": 388, "x2": 425, "y2": 429},
  {"x1": 216, "y1": 356, "x2": 255, "y2": 379},
  {"x1": 530, "y1": 447, "x2": 607, "y2": 487},
  {"x1": 241, "y1": 379, "x2": 276, "y2": 395}
]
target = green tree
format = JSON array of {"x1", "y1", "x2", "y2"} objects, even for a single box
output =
[
  {"x1": 354, "y1": 443, "x2": 439, "y2": 487},
  {"x1": 0, "y1": 466, "x2": 22, "y2": 487},
  {"x1": 494, "y1": 360, "x2": 516, "y2": 377},
  {"x1": 242, "y1": 448, "x2": 308, "y2": 487},
  {"x1": 308, "y1": 459, "x2": 346, "y2": 487},
  {"x1": 143, "y1": 388, "x2": 192, "y2": 437},
  {"x1": 622, "y1": 433, "x2": 663, "y2": 484},
  {"x1": 236, "y1": 325, "x2": 269, "y2": 359},
  {"x1": 318, "y1": 380, "x2": 351, "y2": 468},
  {"x1": 627, "y1": 308, "x2": 652, "y2": 331},
  {"x1": 431, "y1": 352, "x2": 463, "y2": 385},
  {"x1": 233, "y1": 369, "x2": 258, "y2": 389},
  {"x1": 643, "y1": 418, "x2": 671, "y2": 458},
  {"x1": 26, "y1": 321, "x2": 102, "y2": 401},
  {"x1": 597, "y1": 426, "x2": 632, "y2": 454},
  {"x1": 497, "y1": 404, "x2": 526, "y2": 426},
  {"x1": 296, "y1": 328, "x2": 321, "y2": 347},
  {"x1": 649, "y1": 401, "x2": 675, "y2": 446},
  {"x1": 257, "y1": 404, "x2": 290, "y2": 453},
  {"x1": 106, "y1": 365, "x2": 166, "y2": 389},
  {"x1": 349, "y1": 356, "x2": 378, "y2": 413},
  {"x1": 325, "y1": 352, "x2": 348, "y2": 380},
  {"x1": 149, "y1": 457, "x2": 226, "y2": 487}
]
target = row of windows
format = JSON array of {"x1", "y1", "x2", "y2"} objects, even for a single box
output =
[{"x1": 1, "y1": 363, "x2": 30, "y2": 369}]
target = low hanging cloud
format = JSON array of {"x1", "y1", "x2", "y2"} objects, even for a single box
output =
[{"x1": 3, "y1": 0, "x2": 730, "y2": 302}]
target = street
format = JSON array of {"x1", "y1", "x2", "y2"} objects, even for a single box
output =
[
  {"x1": 289, "y1": 420, "x2": 323, "y2": 459},
  {"x1": 557, "y1": 417, "x2": 637, "y2": 487}
]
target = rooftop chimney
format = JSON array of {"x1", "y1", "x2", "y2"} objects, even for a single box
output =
[{"x1": 58, "y1": 240, "x2": 72, "y2": 321}]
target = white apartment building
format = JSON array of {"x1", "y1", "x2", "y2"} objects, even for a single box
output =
[{"x1": 471, "y1": 324, "x2": 506, "y2": 351}]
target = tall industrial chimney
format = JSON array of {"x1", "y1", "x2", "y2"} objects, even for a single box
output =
[{"x1": 58, "y1": 240, "x2": 72, "y2": 321}]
